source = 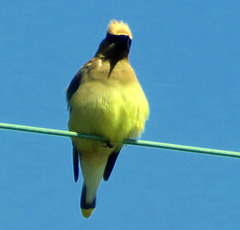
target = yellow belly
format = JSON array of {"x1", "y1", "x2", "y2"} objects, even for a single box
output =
[{"x1": 68, "y1": 80, "x2": 149, "y2": 153}]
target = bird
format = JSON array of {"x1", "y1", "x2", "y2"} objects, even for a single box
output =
[{"x1": 66, "y1": 20, "x2": 149, "y2": 218}]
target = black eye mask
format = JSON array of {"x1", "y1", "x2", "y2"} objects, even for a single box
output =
[{"x1": 106, "y1": 33, "x2": 132, "y2": 47}]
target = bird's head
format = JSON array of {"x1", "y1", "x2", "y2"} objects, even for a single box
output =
[{"x1": 95, "y1": 20, "x2": 132, "y2": 60}]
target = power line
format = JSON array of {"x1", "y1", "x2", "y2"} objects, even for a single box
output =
[{"x1": 0, "y1": 122, "x2": 240, "y2": 158}]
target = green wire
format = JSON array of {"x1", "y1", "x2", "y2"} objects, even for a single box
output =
[{"x1": 0, "y1": 122, "x2": 240, "y2": 158}]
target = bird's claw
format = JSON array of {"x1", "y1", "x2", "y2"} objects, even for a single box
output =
[{"x1": 103, "y1": 140, "x2": 114, "y2": 148}]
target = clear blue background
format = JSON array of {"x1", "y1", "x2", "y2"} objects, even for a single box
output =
[{"x1": 1, "y1": 1, "x2": 240, "y2": 229}]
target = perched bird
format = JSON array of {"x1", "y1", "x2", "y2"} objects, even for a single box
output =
[{"x1": 66, "y1": 20, "x2": 149, "y2": 218}]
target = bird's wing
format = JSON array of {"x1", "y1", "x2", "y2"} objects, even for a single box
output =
[
  {"x1": 67, "y1": 70, "x2": 84, "y2": 182},
  {"x1": 66, "y1": 69, "x2": 83, "y2": 103},
  {"x1": 103, "y1": 149, "x2": 121, "y2": 181},
  {"x1": 72, "y1": 145, "x2": 79, "y2": 182}
]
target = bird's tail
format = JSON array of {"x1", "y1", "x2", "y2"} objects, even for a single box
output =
[
  {"x1": 81, "y1": 183, "x2": 96, "y2": 218},
  {"x1": 80, "y1": 152, "x2": 108, "y2": 218}
]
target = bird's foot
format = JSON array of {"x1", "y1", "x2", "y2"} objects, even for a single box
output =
[{"x1": 103, "y1": 140, "x2": 114, "y2": 148}]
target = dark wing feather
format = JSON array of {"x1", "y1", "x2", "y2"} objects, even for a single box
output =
[
  {"x1": 72, "y1": 145, "x2": 79, "y2": 182},
  {"x1": 67, "y1": 70, "x2": 83, "y2": 181},
  {"x1": 103, "y1": 150, "x2": 121, "y2": 181},
  {"x1": 66, "y1": 69, "x2": 83, "y2": 102}
]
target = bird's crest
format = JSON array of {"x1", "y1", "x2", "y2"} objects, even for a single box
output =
[{"x1": 107, "y1": 20, "x2": 132, "y2": 39}]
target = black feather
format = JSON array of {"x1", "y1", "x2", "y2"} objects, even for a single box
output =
[
  {"x1": 103, "y1": 150, "x2": 120, "y2": 181},
  {"x1": 72, "y1": 146, "x2": 79, "y2": 182},
  {"x1": 81, "y1": 183, "x2": 96, "y2": 209},
  {"x1": 66, "y1": 70, "x2": 83, "y2": 102}
]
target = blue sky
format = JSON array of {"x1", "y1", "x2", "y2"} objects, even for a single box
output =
[{"x1": 1, "y1": 0, "x2": 240, "y2": 229}]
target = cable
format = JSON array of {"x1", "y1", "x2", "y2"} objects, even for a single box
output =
[{"x1": 0, "y1": 122, "x2": 240, "y2": 158}]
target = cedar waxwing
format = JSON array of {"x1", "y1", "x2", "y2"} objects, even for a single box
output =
[{"x1": 66, "y1": 20, "x2": 149, "y2": 218}]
